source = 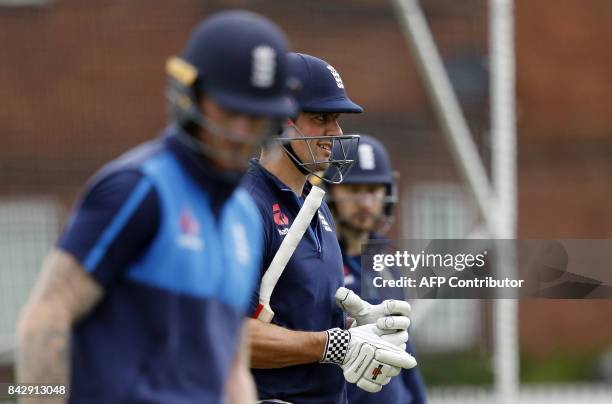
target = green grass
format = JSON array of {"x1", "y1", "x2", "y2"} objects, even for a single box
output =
[
  {"x1": 417, "y1": 349, "x2": 603, "y2": 386},
  {"x1": 418, "y1": 351, "x2": 493, "y2": 386},
  {"x1": 520, "y1": 350, "x2": 600, "y2": 383}
]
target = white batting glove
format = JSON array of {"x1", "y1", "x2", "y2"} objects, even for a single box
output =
[
  {"x1": 321, "y1": 323, "x2": 417, "y2": 393},
  {"x1": 336, "y1": 286, "x2": 412, "y2": 327}
]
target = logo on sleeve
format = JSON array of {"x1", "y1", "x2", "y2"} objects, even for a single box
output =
[
  {"x1": 177, "y1": 206, "x2": 204, "y2": 251},
  {"x1": 272, "y1": 203, "x2": 290, "y2": 236}
]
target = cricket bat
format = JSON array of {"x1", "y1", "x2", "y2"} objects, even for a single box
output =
[{"x1": 253, "y1": 185, "x2": 326, "y2": 322}]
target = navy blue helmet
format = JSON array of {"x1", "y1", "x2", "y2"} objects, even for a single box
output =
[
  {"x1": 166, "y1": 10, "x2": 297, "y2": 126},
  {"x1": 164, "y1": 10, "x2": 298, "y2": 178},
  {"x1": 288, "y1": 53, "x2": 363, "y2": 114},
  {"x1": 325, "y1": 134, "x2": 397, "y2": 230},
  {"x1": 278, "y1": 53, "x2": 363, "y2": 184},
  {"x1": 341, "y1": 135, "x2": 393, "y2": 186}
]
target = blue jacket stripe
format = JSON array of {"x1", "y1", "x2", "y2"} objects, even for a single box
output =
[{"x1": 83, "y1": 178, "x2": 153, "y2": 271}]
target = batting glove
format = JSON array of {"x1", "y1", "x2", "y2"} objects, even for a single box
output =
[
  {"x1": 321, "y1": 322, "x2": 417, "y2": 393},
  {"x1": 336, "y1": 286, "x2": 412, "y2": 327}
]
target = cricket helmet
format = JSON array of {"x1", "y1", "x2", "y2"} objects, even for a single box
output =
[
  {"x1": 278, "y1": 52, "x2": 363, "y2": 184},
  {"x1": 166, "y1": 10, "x2": 297, "y2": 125},
  {"x1": 325, "y1": 134, "x2": 398, "y2": 231}
]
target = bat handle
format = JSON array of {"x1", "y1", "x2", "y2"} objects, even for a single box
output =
[{"x1": 253, "y1": 303, "x2": 275, "y2": 323}]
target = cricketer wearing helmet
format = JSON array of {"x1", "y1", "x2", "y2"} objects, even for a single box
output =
[
  {"x1": 241, "y1": 53, "x2": 417, "y2": 404},
  {"x1": 17, "y1": 11, "x2": 296, "y2": 404},
  {"x1": 326, "y1": 135, "x2": 427, "y2": 404}
]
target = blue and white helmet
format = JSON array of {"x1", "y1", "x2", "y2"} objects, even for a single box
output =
[{"x1": 325, "y1": 134, "x2": 397, "y2": 231}]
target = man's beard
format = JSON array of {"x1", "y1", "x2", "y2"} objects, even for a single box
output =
[{"x1": 346, "y1": 212, "x2": 380, "y2": 233}]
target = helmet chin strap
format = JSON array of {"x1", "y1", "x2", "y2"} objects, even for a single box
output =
[
  {"x1": 280, "y1": 120, "x2": 311, "y2": 175},
  {"x1": 283, "y1": 141, "x2": 311, "y2": 175}
]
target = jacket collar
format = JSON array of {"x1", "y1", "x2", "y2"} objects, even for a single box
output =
[{"x1": 248, "y1": 158, "x2": 314, "y2": 199}]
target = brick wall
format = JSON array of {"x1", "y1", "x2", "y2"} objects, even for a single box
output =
[{"x1": 1, "y1": 0, "x2": 611, "y2": 356}]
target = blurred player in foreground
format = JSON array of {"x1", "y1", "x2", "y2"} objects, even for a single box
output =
[
  {"x1": 325, "y1": 135, "x2": 427, "y2": 403},
  {"x1": 242, "y1": 53, "x2": 417, "y2": 403},
  {"x1": 16, "y1": 10, "x2": 296, "y2": 404}
]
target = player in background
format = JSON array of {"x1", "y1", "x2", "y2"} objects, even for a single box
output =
[
  {"x1": 16, "y1": 11, "x2": 296, "y2": 404},
  {"x1": 325, "y1": 135, "x2": 427, "y2": 404},
  {"x1": 242, "y1": 53, "x2": 417, "y2": 404}
]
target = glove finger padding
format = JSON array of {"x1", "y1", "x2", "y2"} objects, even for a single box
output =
[
  {"x1": 387, "y1": 366, "x2": 401, "y2": 377},
  {"x1": 335, "y1": 287, "x2": 413, "y2": 327},
  {"x1": 345, "y1": 349, "x2": 396, "y2": 393},
  {"x1": 382, "y1": 299, "x2": 412, "y2": 317},
  {"x1": 376, "y1": 315, "x2": 411, "y2": 331},
  {"x1": 343, "y1": 343, "x2": 376, "y2": 383},
  {"x1": 379, "y1": 330, "x2": 409, "y2": 347},
  {"x1": 355, "y1": 374, "x2": 392, "y2": 392},
  {"x1": 335, "y1": 287, "x2": 369, "y2": 317},
  {"x1": 375, "y1": 347, "x2": 417, "y2": 370},
  {"x1": 356, "y1": 378, "x2": 382, "y2": 393}
]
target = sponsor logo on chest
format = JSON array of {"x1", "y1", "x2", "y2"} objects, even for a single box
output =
[
  {"x1": 272, "y1": 203, "x2": 291, "y2": 236},
  {"x1": 177, "y1": 206, "x2": 204, "y2": 251}
]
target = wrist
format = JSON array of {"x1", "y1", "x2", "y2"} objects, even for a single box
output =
[{"x1": 304, "y1": 330, "x2": 328, "y2": 363}]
